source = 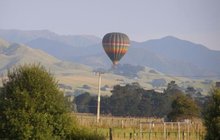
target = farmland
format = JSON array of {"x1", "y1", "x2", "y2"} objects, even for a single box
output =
[
  {"x1": 75, "y1": 113, "x2": 205, "y2": 140},
  {"x1": 56, "y1": 68, "x2": 214, "y2": 97}
]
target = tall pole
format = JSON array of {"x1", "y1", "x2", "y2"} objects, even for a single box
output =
[{"x1": 97, "y1": 72, "x2": 102, "y2": 123}]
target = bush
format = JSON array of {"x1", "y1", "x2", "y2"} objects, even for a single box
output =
[{"x1": 0, "y1": 64, "x2": 104, "y2": 140}]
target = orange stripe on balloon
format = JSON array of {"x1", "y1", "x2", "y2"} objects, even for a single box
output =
[
  {"x1": 104, "y1": 49, "x2": 127, "y2": 54},
  {"x1": 103, "y1": 42, "x2": 130, "y2": 46},
  {"x1": 104, "y1": 47, "x2": 128, "y2": 51}
]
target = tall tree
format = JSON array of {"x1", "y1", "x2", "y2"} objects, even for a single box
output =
[
  {"x1": 0, "y1": 64, "x2": 104, "y2": 140},
  {"x1": 204, "y1": 88, "x2": 220, "y2": 140},
  {"x1": 0, "y1": 64, "x2": 74, "y2": 139}
]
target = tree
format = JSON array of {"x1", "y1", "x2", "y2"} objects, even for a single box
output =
[
  {"x1": 167, "y1": 93, "x2": 200, "y2": 121},
  {"x1": 0, "y1": 64, "x2": 104, "y2": 140},
  {"x1": 74, "y1": 82, "x2": 204, "y2": 119},
  {"x1": 0, "y1": 64, "x2": 74, "y2": 139},
  {"x1": 151, "y1": 93, "x2": 173, "y2": 117},
  {"x1": 75, "y1": 92, "x2": 92, "y2": 113},
  {"x1": 204, "y1": 88, "x2": 220, "y2": 140},
  {"x1": 164, "y1": 81, "x2": 183, "y2": 95},
  {"x1": 74, "y1": 83, "x2": 175, "y2": 117},
  {"x1": 110, "y1": 83, "x2": 142, "y2": 116}
]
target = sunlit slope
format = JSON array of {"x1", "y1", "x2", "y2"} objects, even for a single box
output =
[{"x1": 0, "y1": 38, "x2": 91, "y2": 74}]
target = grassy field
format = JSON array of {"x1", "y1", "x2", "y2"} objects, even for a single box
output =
[
  {"x1": 1, "y1": 64, "x2": 215, "y2": 96},
  {"x1": 75, "y1": 113, "x2": 206, "y2": 140},
  {"x1": 57, "y1": 72, "x2": 128, "y2": 96},
  {"x1": 56, "y1": 68, "x2": 214, "y2": 96}
]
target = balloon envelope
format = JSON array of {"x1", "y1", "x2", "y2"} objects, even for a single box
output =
[{"x1": 102, "y1": 32, "x2": 130, "y2": 65}]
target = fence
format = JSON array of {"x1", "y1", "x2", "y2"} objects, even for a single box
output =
[
  {"x1": 106, "y1": 128, "x2": 205, "y2": 140},
  {"x1": 76, "y1": 113, "x2": 162, "y2": 128},
  {"x1": 139, "y1": 122, "x2": 204, "y2": 140},
  {"x1": 75, "y1": 114, "x2": 205, "y2": 140}
]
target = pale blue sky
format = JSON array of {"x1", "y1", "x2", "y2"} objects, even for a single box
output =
[{"x1": 0, "y1": 0, "x2": 219, "y2": 50}]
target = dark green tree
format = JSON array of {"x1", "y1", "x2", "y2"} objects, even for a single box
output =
[
  {"x1": 167, "y1": 93, "x2": 200, "y2": 121},
  {"x1": 75, "y1": 92, "x2": 92, "y2": 113},
  {"x1": 151, "y1": 93, "x2": 173, "y2": 117},
  {"x1": 0, "y1": 64, "x2": 104, "y2": 140},
  {"x1": 204, "y1": 88, "x2": 220, "y2": 140},
  {"x1": 138, "y1": 93, "x2": 152, "y2": 116},
  {"x1": 100, "y1": 96, "x2": 111, "y2": 114},
  {"x1": 74, "y1": 82, "x2": 204, "y2": 120},
  {"x1": 110, "y1": 83, "x2": 142, "y2": 116}
]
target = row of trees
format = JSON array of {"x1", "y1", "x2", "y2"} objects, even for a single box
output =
[{"x1": 75, "y1": 82, "x2": 201, "y2": 121}]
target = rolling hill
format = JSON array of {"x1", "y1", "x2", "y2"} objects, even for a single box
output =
[
  {"x1": 0, "y1": 38, "x2": 91, "y2": 75},
  {"x1": 0, "y1": 38, "x2": 215, "y2": 95}
]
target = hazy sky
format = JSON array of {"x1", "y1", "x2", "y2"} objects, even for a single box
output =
[{"x1": 0, "y1": 0, "x2": 220, "y2": 50}]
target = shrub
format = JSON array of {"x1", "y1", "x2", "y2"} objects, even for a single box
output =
[{"x1": 0, "y1": 64, "x2": 104, "y2": 140}]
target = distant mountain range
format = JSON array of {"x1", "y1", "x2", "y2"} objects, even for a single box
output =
[
  {"x1": 0, "y1": 29, "x2": 100, "y2": 47},
  {"x1": 0, "y1": 29, "x2": 220, "y2": 78},
  {"x1": 125, "y1": 36, "x2": 220, "y2": 77}
]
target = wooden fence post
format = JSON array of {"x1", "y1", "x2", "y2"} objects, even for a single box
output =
[
  {"x1": 163, "y1": 122, "x2": 166, "y2": 140},
  {"x1": 178, "y1": 122, "x2": 180, "y2": 140},
  {"x1": 187, "y1": 122, "x2": 190, "y2": 140},
  {"x1": 130, "y1": 132, "x2": 132, "y2": 140},
  {"x1": 109, "y1": 128, "x2": 112, "y2": 140},
  {"x1": 139, "y1": 123, "x2": 142, "y2": 140},
  {"x1": 121, "y1": 120, "x2": 124, "y2": 128},
  {"x1": 183, "y1": 131, "x2": 185, "y2": 140},
  {"x1": 149, "y1": 122, "x2": 152, "y2": 140}
]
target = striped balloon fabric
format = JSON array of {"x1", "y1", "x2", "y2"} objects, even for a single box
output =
[{"x1": 102, "y1": 32, "x2": 130, "y2": 65}]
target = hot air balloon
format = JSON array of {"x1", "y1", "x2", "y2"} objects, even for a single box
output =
[{"x1": 102, "y1": 32, "x2": 130, "y2": 66}]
